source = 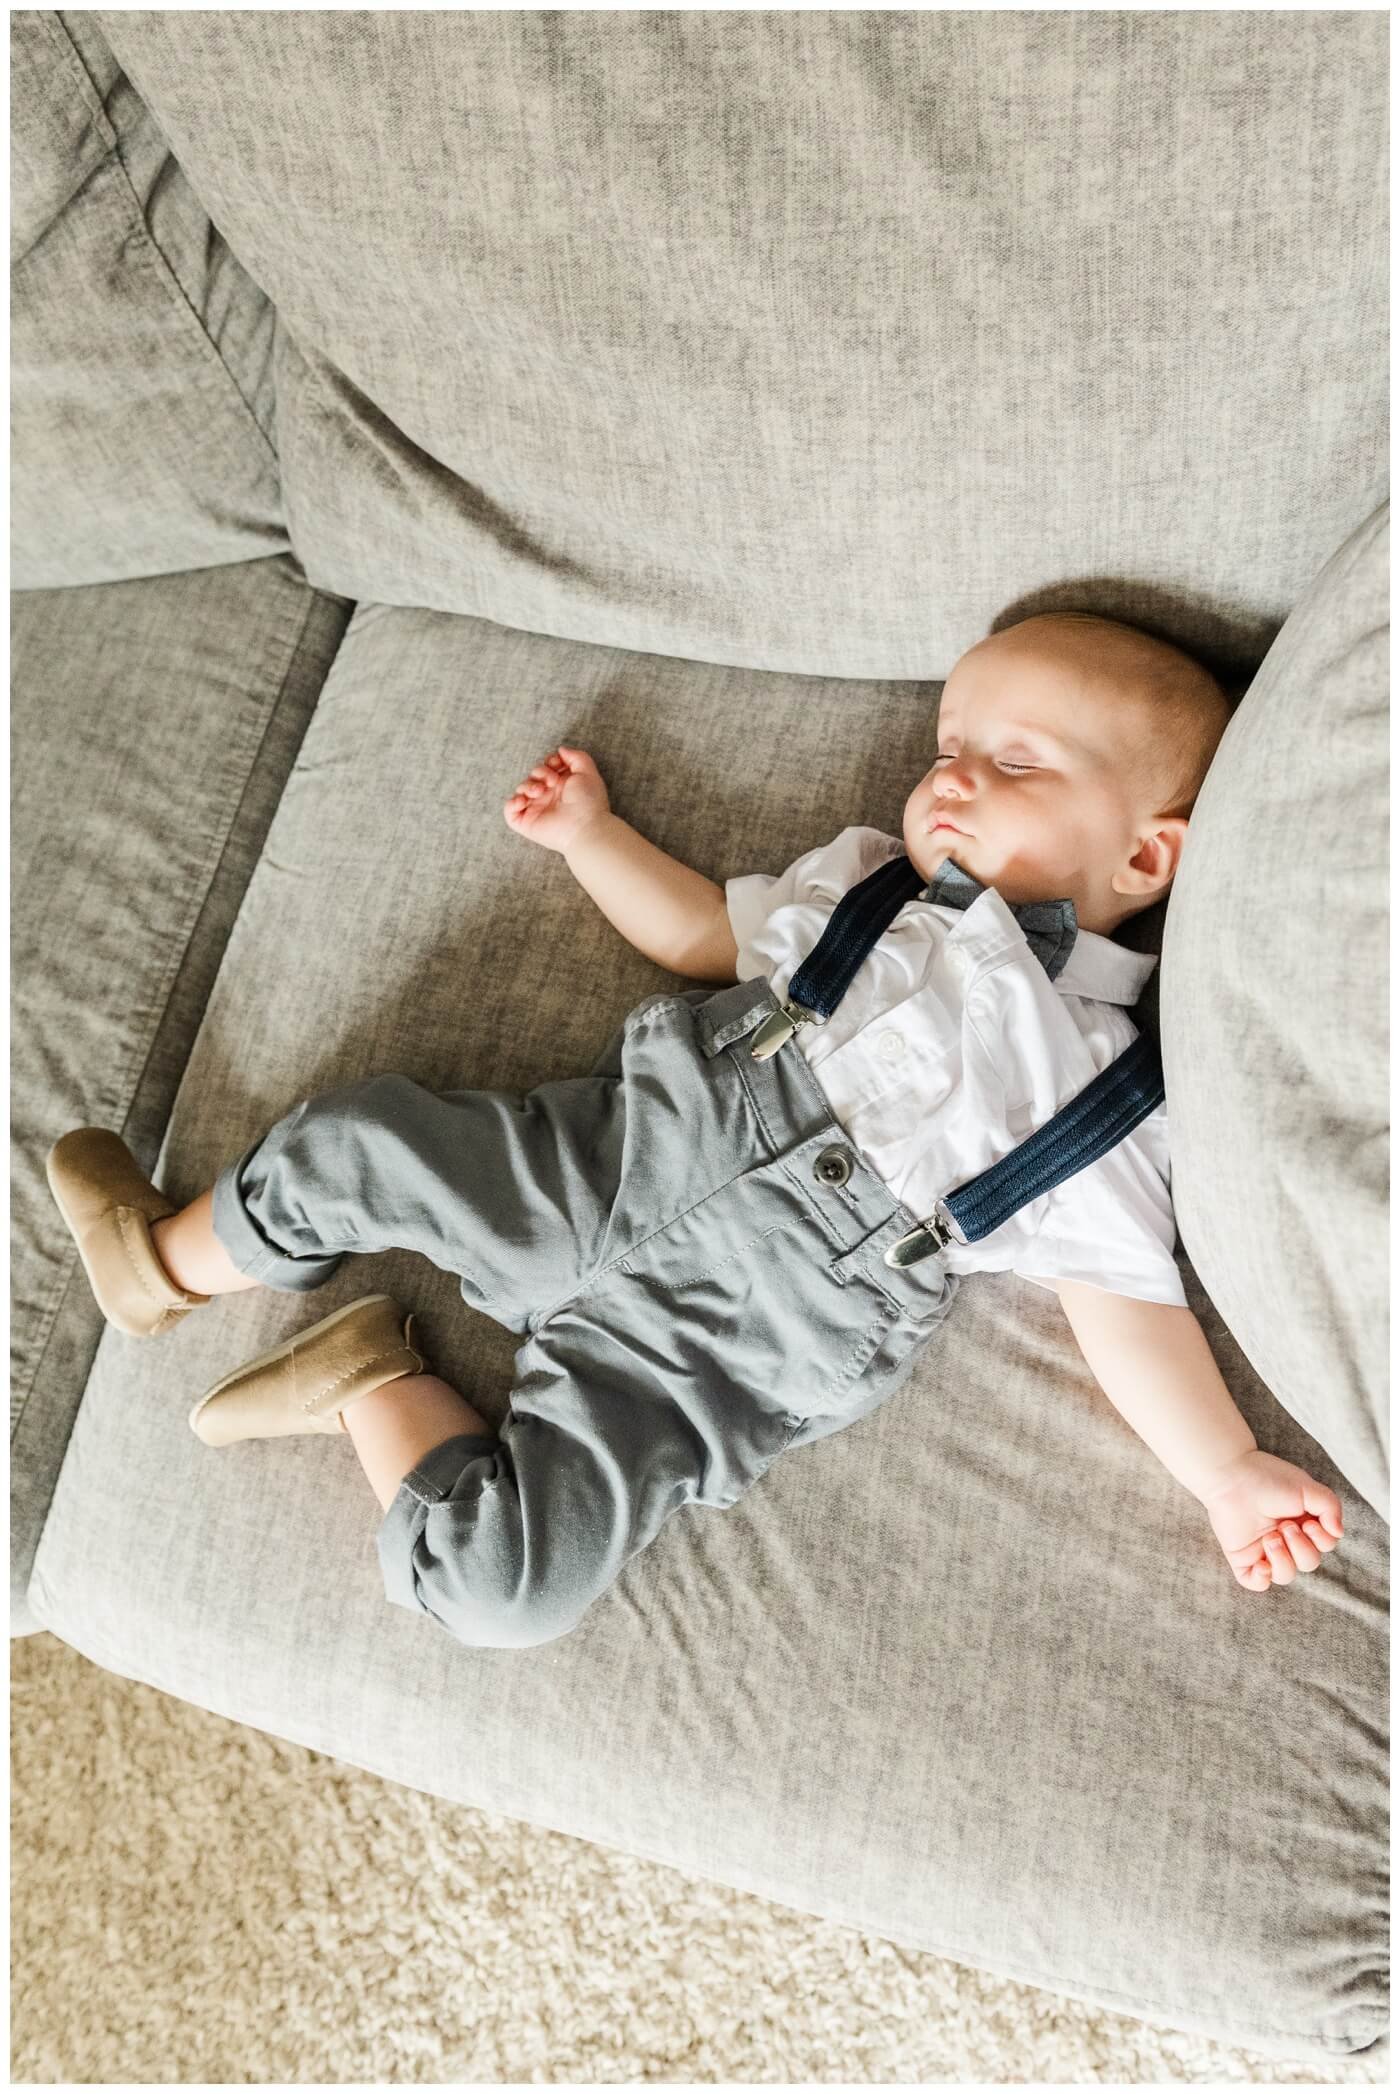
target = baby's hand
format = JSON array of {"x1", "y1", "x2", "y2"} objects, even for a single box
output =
[
  {"x1": 1202, "y1": 1448, "x2": 1345, "y2": 1591},
  {"x1": 503, "y1": 745, "x2": 611, "y2": 856}
]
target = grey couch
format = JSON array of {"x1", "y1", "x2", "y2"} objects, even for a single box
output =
[{"x1": 11, "y1": 8, "x2": 1389, "y2": 2064}]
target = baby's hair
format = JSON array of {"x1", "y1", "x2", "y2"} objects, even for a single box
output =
[{"x1": 1018, "y1": 611, "x2": 1235, "y2": 821}]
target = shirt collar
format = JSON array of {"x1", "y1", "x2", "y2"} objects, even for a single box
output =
[{"x1": 919, "y1": 854, "x2": 1157, "y2": 1008}]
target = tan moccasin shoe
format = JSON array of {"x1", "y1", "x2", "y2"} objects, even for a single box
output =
[
  {"x1": 189, "y1": 1293, "x2": 426, "y2": 1447},
  {"x1": 46, "y1": 1127, "x2": 211, "y2": 1337}
]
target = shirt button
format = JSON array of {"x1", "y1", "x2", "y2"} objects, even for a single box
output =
[{"x1": 879, "y1": 1031, "x2": 906, "y2": 1060}]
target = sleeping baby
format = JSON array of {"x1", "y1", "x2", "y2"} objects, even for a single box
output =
[{"x1": 48, "y1": 610, "x2": 1344, "y2": 1649}]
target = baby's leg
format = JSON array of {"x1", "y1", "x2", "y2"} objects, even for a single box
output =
[
  {"x1": 372, "y1": 1333, "x2": 758, "y2": 1652},
  {"x1": 201, "y1": 1068, "x2": 626, "y2": 1315},
  {"x1": 151, "y1": 1189, "x2": 262, "y2": 1296},
  {"x1": 158, "y1": 1175, "x2": 495, "y2": 1498},
  {"x1": 339, "y1": 1375, "x2": 493, "y2": 1511}
]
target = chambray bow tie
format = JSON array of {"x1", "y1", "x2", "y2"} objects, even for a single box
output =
[{"x1": 921, "y1": 852, "x2": 1079, "y2": 982}]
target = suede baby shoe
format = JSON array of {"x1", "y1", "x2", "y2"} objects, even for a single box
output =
[
  {"x1": 189, "y1": 1293, "x2": 426, "y2": 1448},
  {"x1": 46, "y1": 1127, "x2": 211, "y2": 1337}
]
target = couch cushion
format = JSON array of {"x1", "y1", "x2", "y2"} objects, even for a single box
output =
[
  {"x1": 1162, "y1": 503, "x2": 1390, "y2": 1522},
  {"x1": 27, "y1": 606, "x2": 1387, "y2": 2059},
  {"x1": 96, "y1": 9, "x2": 1385, "y2": 679},
  {"x1": 10, "y1": 9, "x2": 288, "y2": 586},
  {"x1": 10, "y1": 555, "x2": 351, "y2": 1629}
]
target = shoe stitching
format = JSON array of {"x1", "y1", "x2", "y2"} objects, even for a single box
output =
[
  {"x1": 298, "y1": 1344, "x2": 420, "y2": 1415},
  {"x1": 115, "y1": 1206, "x2": 187, "y2": 1318}
]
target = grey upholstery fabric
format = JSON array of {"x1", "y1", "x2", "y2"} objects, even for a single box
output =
[
  {"x1": 95, "y1": 8, "x2": 1386, "y2": 679},
  {"x1": 11, "y1": 5, "x2": 1389, "y2": 2061},
  {"x1": 1164, "y1": 503, "x2": 1390, "y2": 1523},
  {"x1": 10, "y1": 557, "x2": 350, "y2": 1630},
  {"x1": 26, "y1": 606, "x2": 1388, "y2": 2059},
  {"x1": 10, "y1": 9, "x2": 288, "y2": 587}
]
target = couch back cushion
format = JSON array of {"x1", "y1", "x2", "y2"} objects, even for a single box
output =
[
  {"x1": 10, "y1": 10, "x2": 287, "y2": 587},
  {"x1": 97, "y1": 8, "x2": 1386, "y2": 675},
  {"x1": 1162, "y1": 502, "x2": 1390, "y2": 1521}
]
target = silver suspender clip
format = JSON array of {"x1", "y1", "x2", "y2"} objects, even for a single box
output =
[
  {"x1": 749, "y1": 996, "x2": 825, "y2": 1061},
  {"x1": 884, "y1": 1199, "x2": 963, "y2": 1269}
]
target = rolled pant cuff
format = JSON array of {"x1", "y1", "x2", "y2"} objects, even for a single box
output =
[
  {"x1": 210, "y1": 1143, "x2": 347, "y2": 1293},
  {"x1": 377, "y1": 1432, "x2": 503, "y2": 1615}
]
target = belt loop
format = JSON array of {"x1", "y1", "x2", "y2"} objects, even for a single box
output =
[{"x1": 697, "y1": 979, "x2": 784, "y2": 1060}]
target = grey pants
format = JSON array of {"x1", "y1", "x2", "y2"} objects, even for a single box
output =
[{"x1": 211, "y1": 976, "x2": 958, "y2": 1649}]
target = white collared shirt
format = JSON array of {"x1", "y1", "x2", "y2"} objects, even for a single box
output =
[{"x1": 725, "y1": 825, "x2": 1187, "y2": 1307}]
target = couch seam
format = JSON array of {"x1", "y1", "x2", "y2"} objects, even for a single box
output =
[
  {"x1": 11, "y1": 587, "x2": 304, "y2": 1451},
  {"x1": 10, "y1": 14, "x2": 118, "y2": 267},
  {"x1": 114, "y1": 583, "x2": 352, "y2": 1175},
  {"x1": 40, "y1": 11, "x2": 283, "y2": 475},
  {"x1": 38, "y1": 12, "x2": 120, "y2": 142},
  {"x1": 11, "y1": 580, "x2": 352, "y2": 1601},
  {"x1": 10, "y1": 151, "x2": 109, "y2": 273},
  {"x1": 14, "y1": 575, "x2": 343, "y2": 1418}
]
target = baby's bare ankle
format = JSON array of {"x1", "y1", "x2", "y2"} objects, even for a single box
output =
[{"x1": 151, "y1": 1189, "x2": 262, "y2": 1296}]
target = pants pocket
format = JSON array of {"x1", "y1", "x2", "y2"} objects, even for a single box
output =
[{"x1": 601, "y1": 1144, "x2": 904, "y2": 1432}]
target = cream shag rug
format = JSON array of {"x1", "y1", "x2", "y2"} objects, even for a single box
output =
[{"x1": 10, "y1": 1632, "x2": 1388, "y2": 2084}]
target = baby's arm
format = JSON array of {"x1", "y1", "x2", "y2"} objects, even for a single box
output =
[
  {"x1": 567, "y1": 809, "x2": 739, "y2": 981},
  {"x1": 1055, "y1": 1281, "x2": 1345, "y2": 1589},
  {"x1": 504, "y1": 744, "x2": 739, "y2": 982}
]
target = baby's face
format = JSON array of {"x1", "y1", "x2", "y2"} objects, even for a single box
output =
[{"x1": 901, "y1": 621, "x2": 1167, "y2": 936}]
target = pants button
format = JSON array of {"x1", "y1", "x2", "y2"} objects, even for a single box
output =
[{"x1": 814, "y1": 1145, "x2": 853, "y2": 1186}]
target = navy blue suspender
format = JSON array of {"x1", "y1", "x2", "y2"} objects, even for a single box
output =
[{"x1": 746, "y1": 852, "x2": 1165, "y2": 1270}]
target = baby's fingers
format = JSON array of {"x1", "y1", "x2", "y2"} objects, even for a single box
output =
[
  {"x1": 1223, "y1": 1538, "x2": 1269, "y2": 1590},
  {"x1": 507, "y1": 757, "x2": 565, "y2": 803},
  {"x1": 1264, "y1": 1523, "x2": 1336, "y2": 1581},
  {"x1": 1277, "y1": 1521, "x2": 1321, "y2": 1573}
]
